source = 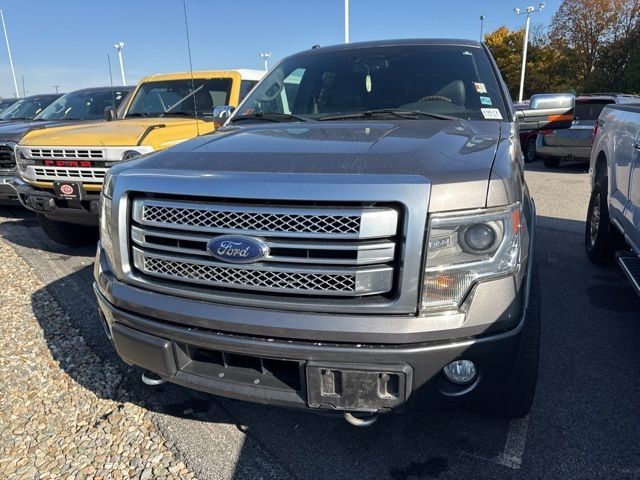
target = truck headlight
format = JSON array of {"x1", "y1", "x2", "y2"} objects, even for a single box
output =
[
  {"x1": 100, "y1": 173, "x2": 115, "y2": 268},
  {"x1": 15, "y1": 147, "x2": 35, "y2": 175},
  {"x1": 421, "y1": 203, "x2": 521, "y2": 311}
]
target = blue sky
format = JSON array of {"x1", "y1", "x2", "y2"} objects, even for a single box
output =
[{"x1": 0, "y1": 0, "x2": 558, "y2": 98}]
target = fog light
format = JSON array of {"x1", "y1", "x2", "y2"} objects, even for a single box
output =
[{"x1": 443, "y1": 360, "x2": 476, "y2": 384}]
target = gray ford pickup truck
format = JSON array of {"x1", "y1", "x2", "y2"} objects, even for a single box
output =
[
  {"x1": 586, "y1": 103, "x2": 640, "y2": 295},
  {"x1": 94, "y1": 39, "x2": 574, "y2": 424}
]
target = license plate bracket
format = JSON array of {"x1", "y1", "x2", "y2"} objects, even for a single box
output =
[
  {"x1": 306, "y1": 362, "x2": 411, "y2": 412},
  {"x1": 53, "y1": 181, "x2": 84, "y2": 200}
]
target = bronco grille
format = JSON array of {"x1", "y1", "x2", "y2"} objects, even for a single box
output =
[
  {"x1": 28, "y1": 148, "x2": 104, "y2": 159},
  {"x1": 129, "y1": 197, "x2": 399, "y2": 298},
  {"x1": 32, "y1": 166, "x2": 107, "y2": 183},
  {"x1": 0, "y1": 145, "x2": 15, "y2": 171}
]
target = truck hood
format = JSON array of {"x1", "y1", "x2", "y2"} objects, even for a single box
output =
[
  {"x1": 123, "y1": 120, "x2": 502, "y2": 211},
  {"x1": 0, "y1": 119, "x2": 77, "y2": 144},
  {"x1": 19, "y1": 117, "x2": 207, "y2": 147}
]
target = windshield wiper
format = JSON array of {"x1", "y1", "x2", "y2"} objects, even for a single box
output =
[
  {"x1": 230, "y1": 111, "x2": 310, "y2": 123},
  {"x1": 318, "y1": 109, "x2": 458, "y2": 121}
]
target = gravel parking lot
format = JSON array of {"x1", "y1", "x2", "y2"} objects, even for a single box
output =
[{"x1": 0, "y1": 162, "x2": 639, "y2": 480}]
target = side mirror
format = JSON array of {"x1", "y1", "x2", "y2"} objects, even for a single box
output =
[
  {"x1": 104, "y1": 106, "x2": 117, "y2": 122},
  {"x1": 213, "y1": 105, "x2": 235, "y2": 119},
  {"x1": 516, "y1": 94, "x2": 575, "y2": 131}
]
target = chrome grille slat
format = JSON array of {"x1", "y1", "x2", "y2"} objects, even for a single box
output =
[
  {"x1": 130, "y1": 225, "x2": 396, "y2": 266},
  {"x1": 133, "y1": 248, "x2": 393, "y2": 296},
  {"x1": 129, "y1": 197, "x2": 399, "y2": 298}
]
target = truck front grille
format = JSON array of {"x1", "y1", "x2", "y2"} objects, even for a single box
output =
[
  {"x1": 28, "y1": 148, "x2": 104, "y2": 159},
  {"x1": 129, "y1": 196, "x2": 399, "y2": 299},
  {"x1": 32, "y1": 166, "x2": 107, "y2": 183},
  {"x1": 0, "y1": 145, "x2": 15, "y2": 172}
]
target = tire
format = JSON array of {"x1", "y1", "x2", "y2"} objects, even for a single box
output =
[
  {"x1": 524, "y1": 137, "x2": 538, "y2": 163},
  {"x1": 543, "y1": 156, "x2": 560, "y2": 168},
  {"x1": 585, "y1": 177, "x2": 624, "y2": 265},
  {"x1": 37, "y1": 214, "x2": 99, "y2": 247},
  {"x1": 474, "y1": 264, "x2": 541, "y2": 419}
]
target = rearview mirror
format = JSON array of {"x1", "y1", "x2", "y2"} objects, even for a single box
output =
[
  {"x1": 515, "y1": 94, "x2": 575, "y2": 131},
  {"x1": 104, "y1": 106, "x2": 117, "y2": 122},
  {"x1": 213, "y1": 105, "x2": 235, "y2": 119}
]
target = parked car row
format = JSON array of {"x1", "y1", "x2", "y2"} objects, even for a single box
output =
[{"x1": 1, "y1": 38, "x2": 637, "y2": 426}]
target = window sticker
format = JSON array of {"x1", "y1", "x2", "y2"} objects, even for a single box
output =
[
  {"x1": 365, "y1": 74, "x2": 372, "y2": 93},
  {"x1": 481, "y1": 108, "x2": 503, "y2": 120},
  {"x1": 473, "y1": 82, "x2": 488, "y2": 94},
  {"x1": 480, "y1": 96, "x2": 492, "y2": 106}
]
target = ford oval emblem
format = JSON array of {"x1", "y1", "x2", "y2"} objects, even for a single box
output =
[{"x1": 207, "y1": 235, "x2": 269, "y2": 264}]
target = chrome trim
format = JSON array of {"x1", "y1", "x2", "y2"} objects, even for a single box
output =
[
  {"x1": 27, "y1": 147, "x2": 105, "y2": 159},
  {"x1": 132, "y1": 247, "x2": 393, "y2": 297},
  {"x1": 132, "y1": 198, "x2": 398, "y2": 240},
  {"x1": 130, "y1": 225, "x2": 396, "y2": 266}
]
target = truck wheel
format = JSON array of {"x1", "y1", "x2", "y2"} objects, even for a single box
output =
[
  {"x1": 524, "y1": 137, "x2": 538, "y2": 163},
  {"x1": 543, "y1": 156, "x2": 560, "y2": 168},
  {"x1": 37, "y1": 214, "x2": 99, "y2": 247},
  {"x1": 585, "y1": 177, "x2": 624, "y2": 265},
  {"x1": 474, "y1": 264, "x2": 540, "y2": 419}
]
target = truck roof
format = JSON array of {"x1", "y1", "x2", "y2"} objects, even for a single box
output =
[
  {"x1": 300, "y1": 38, "x2": 482, "y2": 55},
  {"x1": 140, "y1": 69, "x2": 265, "y2": 83}
]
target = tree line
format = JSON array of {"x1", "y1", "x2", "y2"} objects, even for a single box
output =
[{"x1": 485, "y1": 0, "x2": 640, "y2": 100}]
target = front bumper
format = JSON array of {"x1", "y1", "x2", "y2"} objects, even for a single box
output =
[
  {"x1": 14, "y1": 179, "x2": 100, "y2": 225},
  {"x1": 0, "y1": 174, "x2": 19, "y2": 204},
  {"x1": 94, "y1": 245, "x2": 532, "y2": 414}
]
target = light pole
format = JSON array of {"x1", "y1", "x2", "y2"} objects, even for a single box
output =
[
  {"x1": 0, "y1": 10, "x2": 19, "y2": 98},
  {"x1": 514, "y1": 3, "x2": 545, "y2": 103},
  {"x1": 113, "y1": 42, "x2": 126, "y2": 86},
  {"x1": 259, "y1": 52, "x2": 271, "y2": 72},
  {"x1": 53, "y1": 85, "x2": 60, "y2": 94},
  {"x1": 344, "y1": 0, "x2": 350, "y2": 43},
  {"x1": 480, "y1": 15, "x2": 485, "y2": 42}
]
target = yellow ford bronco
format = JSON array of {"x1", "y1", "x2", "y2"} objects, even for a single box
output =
[{"x1": 14, "y1": 69, "x2": 264, "y2": 245}]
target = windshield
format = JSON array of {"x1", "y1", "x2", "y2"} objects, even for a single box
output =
[
  {"x1": 35, "y1": 88, "x2": 131, "y2": 121},
  {"x1": 0, "y1": 99, "x2": 17, "y2": 113},
  {"x1": 0, "y1": 95, "x2": 60, "y2": 121},
  {"x1": 127, "y1": 78, "x2": 232, "y2": 118},
  {"x1": 236, "y1": 45, "x2": 507, "y2": 122},
  {"x1": 573, "y1": 100, "x2": 613, "y2": 122}
]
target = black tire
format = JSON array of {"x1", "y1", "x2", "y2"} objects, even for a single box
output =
[
  {"x1": 37, "y1": 214, "x2": 99, "y2": 247},
  {"x1": 585, "y1": 177, "x2": 624, "y2": 265},
  {"x1": 524, "y1": 136, "x2": 538, "y2": 163},
  {"x1": 474, "y1": 265, "x2": 541, "y2": 419},
  {"x1": 543, "y1": 156, "x2": 560, "y2": 168}
]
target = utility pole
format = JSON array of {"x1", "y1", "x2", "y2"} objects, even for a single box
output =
[
  {"x1": 53, "y1": 85, "x2": 60, "y2": 94},
  {"x1": 514, "y1": 3, "x2": 545, "y2": 103},
  {"x1": 113, "y1": 42, "x2": 126, "y2": 86},
  {"x1": 259, "y1": 52, "x2": 271, "y2": 72},
  {"x1": 480, "y1": 15, "x2": 485, "y2": 42},
  {"x1": 0, "y1": 9, "x2": 19, "y2": 98},
  {"x1": 21, "y1": 74, "x2": 25, "y2": 97},
  {"x1": 344, "y1": 0, "x2": 350, "y2": 43}
]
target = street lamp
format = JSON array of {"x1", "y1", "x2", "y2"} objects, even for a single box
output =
[
  {"x1": 259, "y1": 52, "x2": 272, "y2": 71},
  {"x1": 344, "y1": 0, "x2": 350, "y2": 44},
  {"x1": 480, "y1": 15, "x2": 486, "y2": 42},
  {"x1": 514, "y1": 3, "x2": 545, "y2": 103},
  {"x1": 0, "y1": 10, "x2": 19, "y2": 98},
  {"x1": 113, "y1": 42, "x2": 126, "y2": 86}
]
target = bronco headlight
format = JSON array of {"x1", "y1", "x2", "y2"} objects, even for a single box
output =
[
  {"x1": 15, "y1": 147, "x2": 35, "y2": 175},
  {"x1": 421, "y1": 203, "x2": 521, "y2": 311},
  {"x1": 100, "y1": 173, "x2": 115, "y2": 268}
]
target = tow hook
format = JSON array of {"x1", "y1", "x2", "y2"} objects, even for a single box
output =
[
  {"x1": 343, "y1": 411, "x2": 379, "y2": 427},
  {"x1": 141, "y1": 370, "x2": 166, "y2": 386}
]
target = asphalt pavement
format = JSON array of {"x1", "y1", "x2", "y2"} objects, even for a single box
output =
[{"x1": 1, "y1": 160, "x2": 638, "y2": 479}]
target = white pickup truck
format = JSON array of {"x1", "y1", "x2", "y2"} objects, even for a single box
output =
[{"x1": 586, "y1": 104, "x2": 640, "y2": 295}]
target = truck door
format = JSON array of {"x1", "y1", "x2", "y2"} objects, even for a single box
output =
[
  {"x1": 608, "y1": 110, "x2": 639, "y2": 228},
  {"x1": 626, "y1": 130, "x2": 640, "y2": 252}
]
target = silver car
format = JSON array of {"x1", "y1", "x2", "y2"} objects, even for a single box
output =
[{"x1": 537, "y1": 94, "x2": 640, "y2": 168}]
